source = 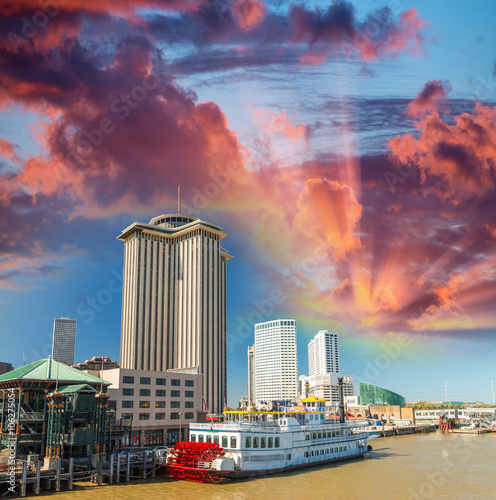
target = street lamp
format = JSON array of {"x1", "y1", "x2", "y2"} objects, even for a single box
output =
[{"x1": 179, "y1": 412, "x2": 183, "y2": 442}]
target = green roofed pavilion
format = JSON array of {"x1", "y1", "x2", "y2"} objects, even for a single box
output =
[{"x1": 0, "y1": 357, "x2": 110, "y2": 386}]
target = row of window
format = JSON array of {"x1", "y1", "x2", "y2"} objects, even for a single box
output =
[
  {"x1": 122, "y1": 412, "x2": 195, "y2": 421},
  {"x1": 122, "y1": 400, "x2": 195, "y2": 409},
  {"x1": 122, "y1": 376, "x2": 194, "y2": 386},
  {"x1": 304, "y1": 445, "x2": 347, "y2": 458},
  {"x1": 245, "y1": 436, "x2": 281, "y2": 448},
  {"x1": 305, "y1": 429, "x2": 347, "y2": 440},
  {"x1": 190, "y1": 435, "x2": 239, "y2": 448},
  {"x1": 122, "y1": 389, "x2": 194, "y2": 397}
]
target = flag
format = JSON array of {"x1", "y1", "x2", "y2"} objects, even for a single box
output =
[
  {"x1": 203, "y1": 398, "x2": 209, "y2": 413},
  {"x1": 250, "y1": 399, "x2": 253, "y2": 406},
  {"x1": 224, "y1": 401, "x2": 227, "y2": 410}
]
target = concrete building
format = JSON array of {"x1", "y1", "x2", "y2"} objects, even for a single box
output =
[
  {"x1": 239, "y1": 395, "x2": 249, "y2": 408},
  {"x1": 298, "y1": 373, "x2": 354, "y2": 404},
  {"x1": 73, "y1": 356, "x2": 119, "y2": 371},
  {"x1": 51, "y1": 317, "x2": 76, "y2": 365},
  {"x1": 308, "y1": 330, "x2": 340, "y2": 376},
  {"x1": 0, "y1": 362, "x2": 13, "y2": 375},
  {"x1": 254, "y1": 319, "x2": 298, "y2": 404},
  {"x1": 101, "y1": 367, "x2": 204, "y2": 446},
  {"x1": 247, "y1": 345, "x2": 255, "y2": 405},
  {"x1": 118, "y1": 213, "x2": 232, "y2": 414}
]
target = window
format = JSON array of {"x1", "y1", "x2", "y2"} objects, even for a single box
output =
[
  {"x1": 287, "y1": 454, "x2": 291, "y2": 460},
  {"x1": 312, "y1": 433, "x2": 316, "y2": 439},
  {"x1": 140, "y1": 377, "x2": 151, "y2": 385},
  {"x1": 139, "y1": 413, "x2": 150, "y2": 420},
  {"x1": 170, "y1": 413, "x2": 180, "y2": 419},
  {"x1": 185, "y1": 413, "x2": 194, "y2": 419},
  {"x1": 275, "y1": 437, "x2": 280, "y2": 448},
  {"x1": 245, "y1": 436, "x2": 251, "y2": 448},
  {"x1": 222, "y1": 436, "x2": 228, "y2": 447},
  {"x1": 171, "y1": 379, "x2": 180, "y2": 386},
  {"x1": 190, "y1": 434, "x2": 197, "y2": 442},
  {"x1": 155, "y1": 401, "x2": 165, "y2": 408},
  {"x1": 318, "y1": 432, "x2": 321, "y2": 439},
  {"x1": 185, "y1": 380, "x2": 194, "y2": 387},
  {"x1": 305, "y1": 434, "x2": 309, "y2": 441},
  {"x1": 171, "y1": 390, "x2": 180, "y2": 397},
  {"x1": 253, "y1": 437, "x2": 259, "y2": 448},
  {"x1": 230, "y1": 437, "x2": 237, "y2": 448},
  {"x1": 206, "y1": 435, "x2": 212, "y2": 443},
  {"x1": 171, "y1": 401, "x2": 180, "y2": 408},
  {"x1": 140, "y1": 389, "x2": 150, "y2": 396},
  {"x1": 123, "y1": 376, "x2": 134, "y2": 384},
  {"x1": 198, "y1": 435, "x2": 204, "y2": 442},
  {"x1": 156, "y1": 378, "x2": 166, "y2": 386},
  {"x1": 139, "y1": 401, "x2": 150, "y2": 408},
  {"x1": 213, "y1": 435, "x2": 219, "y2": 444},
  {"x1": 185, "y1": 391, "x2": 194, "y2": 398},
  {"x1": 122, "y1": 388, "x2": 134, "y2": 396},
  {"x1": 268, "y1": 437, "x2": 273, "y2": 448},
  {"x1": 122, "y1": 413, "x2": 133, "y2": 420},
  {"x1": 261, "y1": 437, "x2": 266, "y2": 448},
  {"x1": 122, "y1": 401, "x2": 133, "y2": 408},
  {"x1": 185, "y1": 402, "x2": 194, "y2": 408},
  {"x1": 156, "y1": 390, "x2": 166, "y2": 397},
  {"x1": 155, "y1": 413, "x2": 165, "y2": 420}
]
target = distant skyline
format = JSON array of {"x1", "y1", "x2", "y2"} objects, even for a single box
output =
[{"x1": 1, "y1": 1, "x2": 496, "y2": 405}]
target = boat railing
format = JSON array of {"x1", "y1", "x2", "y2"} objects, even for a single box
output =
[{"x1": 191, "y1": 423, "x2": 280, "y2": 433}]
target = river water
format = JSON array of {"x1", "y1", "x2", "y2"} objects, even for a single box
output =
[{"x1": 49, "y1": 432, "x2": 496, "y2": 500}]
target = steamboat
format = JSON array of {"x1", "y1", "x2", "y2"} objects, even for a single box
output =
[{"x1": 167, "y1": 380, "x2": 379, "y2": 482}]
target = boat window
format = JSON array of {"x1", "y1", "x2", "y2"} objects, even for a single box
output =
[
  {"x1": 312, "y1": 433, "x2": 316, "y2": 439},
  {"x1": 275, "y1": 437, "x2": 280, "y2": 448},
  {"x1": 318, "y1": 432, "x2": 321, "y2": 439},
  {"x1": 253, "y1": 437, "x2": 259, "y2": 448},
  {"x1": 287, "y1": 454, "x2": 291, "y2": 460},
  {"x1": 222, "y1": 436, "x2": 228, "y2": 447},
  {"x1": 230, "y1": 437, "x2": 237, "y2": 448},
  {"x1": 198, "y1": 435, "x2": 204, "y2": 442},
  {"x1": 214, "y1": 435, "x2": 219, "y2": 444},
  {"x1": 245, "y1": 436, "x2": 251, "y2": 448},
  {"x1": 261, "y1": 438, "x2": 266, "y2": 448},
  {"x1": 206, "y1": 435, "x2": 212, "y2": 443},
  {"x1": 190, "y1": 434, "x2": 196, "y2": 442},
  {"x1": 305, "y1": 434, "x2": 309, "y2": 440},
  {"x1": 311, "y1": 451, "x2": 314, "y2": 456},
  {"x1": 268, "y1": 437, "x2": 273, "y2": 448},
  {"x1": 309, "y1": 415, "x2": 313, "y2": 421}
]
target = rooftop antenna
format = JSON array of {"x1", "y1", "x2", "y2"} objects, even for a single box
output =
[
  {"x1": 100, "y1": 357, "x2": 104, "y2": 393},
  {"x1": 23, "y1": 352, "x2": 25, "y2": 366},
  {"x1": 178, "y1": 185, "x2": 181, "y2": 214}
]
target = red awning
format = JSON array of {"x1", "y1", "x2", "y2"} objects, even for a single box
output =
[{"x1": 206, "y1": 416, "x2": 219, "y2": 421}]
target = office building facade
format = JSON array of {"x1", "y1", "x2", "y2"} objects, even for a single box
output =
[
  {"x1": 51, "y1": 317, "x2": 76, "y2": 365},
  {"x1": 118, "y1": 213, "x2": 232, "y2": 414},
  {"x1": 254, "y1": 319, "x2": 298, "y2": 404},
  {"x1": 0, "y1": 362, "x2": 13, "y2": 375},
  {"x1": 299, "y1": 373, "x2": 354, "y2": 404},
  {"x1": 308, "y1": 330, "x2": 340, "y2": 376}
]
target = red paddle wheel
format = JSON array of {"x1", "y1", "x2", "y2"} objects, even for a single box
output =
[{"x1": 168, "y1": 441, "x2": 226, "y2": 482}]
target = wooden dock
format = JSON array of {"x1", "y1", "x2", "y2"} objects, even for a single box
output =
[{"x1": 0, "y1": 451, "x2": 164, "y2": 497}]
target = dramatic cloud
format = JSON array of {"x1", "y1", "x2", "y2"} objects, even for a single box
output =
[
  {"x1": 232, "y1": 0, "x2": 266, "y2": 31},
  {"x1": 388, "y1": 88, "x2": 496, "y2": 200},
  {"x1": 406, "y1": 79, "x2": 451, "y2": 117}
]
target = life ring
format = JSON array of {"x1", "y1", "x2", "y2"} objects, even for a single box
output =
[{"x1": 306, "y1": 419, "x2": 309, "y2": 424}]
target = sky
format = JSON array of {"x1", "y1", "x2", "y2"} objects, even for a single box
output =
[{"x1": 1, "y1": 0, "x2": 496, "y2": 406}]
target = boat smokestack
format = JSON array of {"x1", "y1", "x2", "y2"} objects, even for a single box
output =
[{"x1": 338, "y1": 377, "x2": 345, "y2": 424}]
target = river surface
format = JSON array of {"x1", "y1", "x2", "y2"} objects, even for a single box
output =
[{"x1": 47, "y1": 432, "x2": 496, "y2": 500}]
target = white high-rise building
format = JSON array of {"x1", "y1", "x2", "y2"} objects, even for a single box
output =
[
  {"x1": 247, "y1": 345, "x2": 255, "y2": 405},
  {"x1": 254, "y1": 319, "x2": 298, "y2": 404},
  {"x1": 118, "y1": 213, "x2": 232, "y2": 414},
  {"x1": 51, "y1": 317, "x2": 76, "y2": 365},
  {"x1": 308, "y1": 330, "x2": 340, "y2": 376},
  {"x1": 298, "y1": 373, "x2": 354, "y2": 404}
]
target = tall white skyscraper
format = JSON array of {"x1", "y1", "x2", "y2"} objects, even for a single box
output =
[
  {"x1": 118, "y1": 213, "x2": 232, "y2": 414},
  {"x1": 52, "y1": 317, "x2": 76, "y2": 365},
  {"x1": 247, "y1": 345, "x2": 255, "y2": 405},
  {"x1": 254, "y1": 319, "x2": 298, "y2": 404},
  {"x1": 308, "y1": 330, "x2": 340, "y2": 376}
]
